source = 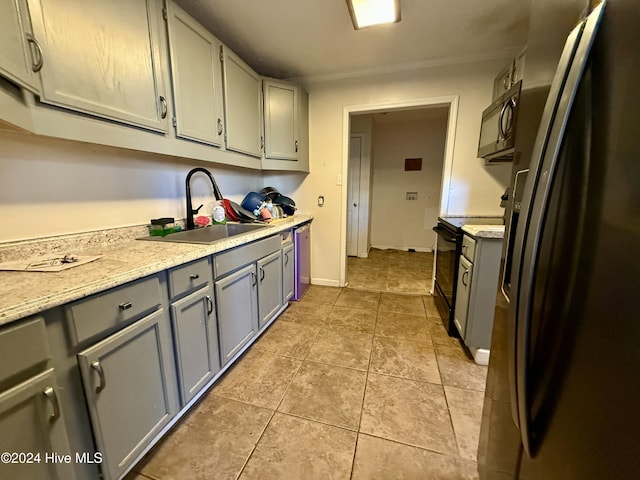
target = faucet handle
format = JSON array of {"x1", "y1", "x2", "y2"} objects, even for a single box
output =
[{"x1": 192, "y1": 204, "x2": 204, "y2": 215}]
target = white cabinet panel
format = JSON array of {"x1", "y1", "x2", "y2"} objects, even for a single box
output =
[
  {"x1": 28, "y1": 0, "x2": 168, "y2": 131},
  {"x1": 167, "y1": 2, "x2": 224, "y2": 147}
]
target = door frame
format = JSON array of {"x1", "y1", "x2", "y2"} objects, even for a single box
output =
[{"x1": 339, "y1": 95, "x2": 459, "y2": 287}]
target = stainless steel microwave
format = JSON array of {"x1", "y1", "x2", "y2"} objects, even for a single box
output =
[{"x1": 478, "y1": 81, "x2": 522, "y2": 162}]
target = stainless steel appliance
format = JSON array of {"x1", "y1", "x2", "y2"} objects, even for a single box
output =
[
  {"x1": 478, "y1": 81, "x2": 521, "y2": 162},
  {"x1": 479, "y1": 1, "x2": 640, "y2": 477},
  {"x1": 293, "y1": 223, "x2": 310, "y2": 300},
  {"x1": 433, "y1": 216, "x2": 503, "y2": 337}
]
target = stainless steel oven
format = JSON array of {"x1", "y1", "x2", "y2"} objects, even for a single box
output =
[
  {"x1": 433, "y1": 219, "x2": 461, "y2": 336},
  {"x1": 433, "y1": 216, "x2": 504, "y2": 336}
]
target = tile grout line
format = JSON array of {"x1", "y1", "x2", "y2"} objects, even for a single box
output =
[{"x1": 349, "y1": 294, "x2": 380, "y2": 480}]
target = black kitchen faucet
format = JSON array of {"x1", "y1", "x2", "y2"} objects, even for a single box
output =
[{"x1": 185, "y1": 167, "x2": 223, "y2": 230}]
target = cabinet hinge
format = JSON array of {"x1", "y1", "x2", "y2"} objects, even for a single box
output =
[
  {"x1": 162, "y1": 7, "x2": 167, "y2": 21},
  {"x1": 219, "y1": 46, "x2": 224, "y2": 63},
  {"x1": 172, "y1": 116, "x2": 177, "y2": 127}
]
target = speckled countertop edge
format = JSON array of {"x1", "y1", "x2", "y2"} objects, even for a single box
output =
[
  {"x1": 462, "y1": 224, "x2": 505, "y2": 239},
  {"x1": 0, "y1": 215, "x2": 312, "y2": 327}
]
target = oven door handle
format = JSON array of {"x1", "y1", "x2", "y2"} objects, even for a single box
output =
[{"x1": 432, "y1": 226, "x2": 457, "y2": 243}]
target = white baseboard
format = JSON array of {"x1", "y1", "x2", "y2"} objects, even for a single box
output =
[
  {"x1": 469, "y1": 347, "x2": 490, "y2": 366},
  {"x1": 311, "y1": 278, "x2": 341, "y2": 287},
  {"x1": 370, "y1": 244, "x2": 433, "y2": 253}
]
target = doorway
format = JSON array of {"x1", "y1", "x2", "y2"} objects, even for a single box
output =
[{"x1": 341, "y1": 96, "x2": 459, "y2": 290}]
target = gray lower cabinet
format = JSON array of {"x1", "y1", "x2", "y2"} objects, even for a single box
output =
[
  {"x1": 170, "y1": 285, "x2": 220, "y2": 406},
  {"x1": 215, "y1": 263, "x2": 259, "y2": 366},
  {"x1": 282, "y1": 242, "x2": 294, "y2": 303},
  {"x1": 257, "y1": 250, "x2": 283, "y2": 329},
  {"x1": 0, "y1": 368, "x2": 76, "y2": 480},
  {"x1": 77, "y1": 308, "x2": 178, "y2": 480}
]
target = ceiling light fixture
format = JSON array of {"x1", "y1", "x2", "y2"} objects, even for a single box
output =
[{"x1": 346, "y1": 0, "x2": 401, "y2": 30}]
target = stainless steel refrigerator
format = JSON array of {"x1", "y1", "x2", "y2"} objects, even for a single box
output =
[{"x1": 478, "y1": 0, "x2": 640, "y2": 478}]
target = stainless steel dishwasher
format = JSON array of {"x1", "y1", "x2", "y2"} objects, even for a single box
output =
[{"x1": 293, "y1": 223, "x2": 310, "y2": 300}]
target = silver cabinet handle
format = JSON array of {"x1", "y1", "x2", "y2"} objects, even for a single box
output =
[
  {"x1": 250, "y1": 271, "x2": 257, "y2": 287},
  {"x1": 284, "y1": 253, "x2": 289, "y2": 266},
  {"x1": 462, "y1": 270, "x2": 469, "y2": 286},
  {"x1": 259, "y1": 266, "x2": 265, "y2": 282},
  {"x1": 217, "y1": 118, "x2": 223, "y2": 135},
  {"x1": 91, "y1": 361, "x2": 106, "y2": 393},
  {"x1": 206, "y1": 295, "x2": 213, "y2": 316},
  {"x1": 119, "y1": 302, "x2": 132, "y2": 311},
  {"x1": 160, "y1": 96, "x2": 167, "y2": 119},
  {"x1": 26, "y1": 33, "x2": 43, "y2": 72},
  {"x1": 42, "y1": 386, "x2": 60, "y2": 423},
  {"x1": 295, "y1": 140, "x2": 299, "y2": 152},
  {"x1": 260, "y1": 136, "x2": 264, "y2": 150},
  {"x1": 189, "y1": 274, "x2": 200, "y2": 280}
]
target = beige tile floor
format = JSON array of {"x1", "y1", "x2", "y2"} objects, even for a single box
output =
[
  {"x1": 347, "y1": 248, "x2": 434, "y2": 295},
  {"x1": 127, "y1": 280, "x2": 487, "y2": 480}
]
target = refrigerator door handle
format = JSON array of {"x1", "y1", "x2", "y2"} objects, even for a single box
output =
[{"x1": 512, "y1": 3, "x2": 606, "y2": 457}]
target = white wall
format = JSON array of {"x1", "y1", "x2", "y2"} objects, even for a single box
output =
[
  {"x1": 369, "y1": 110, "x2": 447, "y2": 251},
  {"x1": 292, "y1": 60, "x2": 512, "y2": 285},
  {"x1": 0, "y1": 130, "x2": 263, "y2": 242}
]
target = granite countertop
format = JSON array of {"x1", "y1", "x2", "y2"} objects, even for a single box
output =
[
  {"x1": 462, "y1": 224, "x2": 505, "y2": 239},
  {"x1": 0, "y1": 215, "x2": 312, "y2": 327}
]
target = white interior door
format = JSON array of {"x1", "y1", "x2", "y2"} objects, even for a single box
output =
[{"x1": 347, "y1": 135, "x2": 363, "y2": 257}]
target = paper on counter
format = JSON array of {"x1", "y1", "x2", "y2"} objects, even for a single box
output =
[{"x1": 0, "y1": 254, "x2": 103, "y2": 272}]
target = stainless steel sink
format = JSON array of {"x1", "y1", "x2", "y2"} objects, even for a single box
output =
[{"x1": 138, "y1": 223, "x2": 268, "y2": 244}]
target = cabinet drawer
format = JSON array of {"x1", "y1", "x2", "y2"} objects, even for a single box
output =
[
  {"x1": 461, "y1": 234, "x2": 476, "y2": 262},
  {"x1": 0, "y1": 317, "x2": 51, "y2": 387},
  {"x1": 168, "y1": 257, "x2": 211, "y2": 300},
  {"x1": 214, "y1": 235, "x2": 281, "y2": 278},
  {"x1": 65, "y1": 275, "x2": 163, "y2": 344}
]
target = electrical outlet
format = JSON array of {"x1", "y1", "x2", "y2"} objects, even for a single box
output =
[
  {"x1": 318, "y1": 196, "x2": 325, "y2": 207},
  {"x1": 336, "y1": 174, "x2": 342, "y2": 186},
  {"x1": 406, "y1": 192, "x2": 418, "y2": 201}
]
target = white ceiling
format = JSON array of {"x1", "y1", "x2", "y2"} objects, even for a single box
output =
[{"x1": 174, "y1": 0, "x2": 531, "y2": 82}]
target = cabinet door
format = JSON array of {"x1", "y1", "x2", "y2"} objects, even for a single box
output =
[
  {"x1": 454, "y1": 255, "x2": 473, "y2": 339},
  {"x1": 215, "y1": 263, "x2": 258, "y2": 365},
  {"x1": 77, "y1": 309, "x2": 178, "y2": 480},
  {"x1": 167, "y1": 2, "x2": 224, "y2": 147},
  {"x1": 171, "y1": 285, "x2": 220, "y2": 406},
  {"x1": 0, "y1": 0, "x2": 41, "y2": 93},
  {"x1": 0, "y1": 369, "x2": 76, "y2": 480},
  {"x1": 222, "y1": 47, "x2": 262, "y2": 158},
  {"x1": 282, "y1": 243, "x2": 294, "y2": 303},
  {"x1": 257, "y1": 250, "x2": 283, "y2": 329},
  {"x1": 263, "y1": 79, "x2": 298, "y2": 160},
  {"x1": 27, "y1": 0, "x2": 168, "y2": 131}
]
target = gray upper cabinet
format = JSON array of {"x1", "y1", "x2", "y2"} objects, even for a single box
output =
[
  {"x1": 262, "y1": 79, "x2": 309, "y2": 172},
  {"x1": 166, "y1": 2, "x2": 224, "y2": 147},
  {"x1": 0, "y1": 369, "x2": 76, "y2": 480},
  {"x1": 221, "y1": 47, "x2": 263, "y2": 158},
  {"x1": 263, "y1": 78, "x2": 298, "y2": 160},
  {"x1": 257, "y1": 250, "x2": 283, "y2": 329},
  {"x1": 27, "y1": 0, "x2": 168, "y2": 132},
  {"x1": 0, "y1": 0, "x2": 42, "y2": 93},
  {"x1": 77, "y1": 308, "x2": 178, "y2": 480}
]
